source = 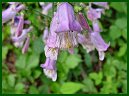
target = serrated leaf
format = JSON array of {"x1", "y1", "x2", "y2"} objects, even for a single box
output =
[
  {"x1": 109, "y1": 25, "x2": 121, "y2": 40},
  {"x1": 26, "y1": 54, "x2": 39, "y2": 69},
  {"x1": 82, "y1": 78, "x2": 97, "y2": 93},
  {"x1": 89, "y1": 72, "x2": 103, "y2": 85},
  {"x1": 60, "y1": 82, "x2": 84, "y2": 94},
  {"x1": 15, "y1": 83, "x2": 25, "y2": 93},
  {"x1": 117, "y1": 44, "x2": 127, "y2": 57},
  {"x1": 65, "y1": 54, "x2": 82, "y2": 69}
]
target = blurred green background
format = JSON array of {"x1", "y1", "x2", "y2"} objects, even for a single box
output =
[{"x1": 2, "y1": 2, "x2": 127, "y2": 94}]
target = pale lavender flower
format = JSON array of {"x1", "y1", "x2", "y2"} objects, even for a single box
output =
[
  {"x1": 22, "y1": 36, "x2": 30, "y2": 54},
  {"x1": 53, "y1": 2, "x2": 82, "y2": 49},
  {"x1": 42, "y1": 27, "x2": 49, "y2": 43},
  {"x1": 92, "y1": 2, "x2": 109, "y2": 9},
  {"x1": 2, "y1": 4, "x2": 25, "y2": 24},
  {"x1": 42, "y1": 3, "x2": 52, "y2": 15},
  {"x1": 87, "y1": 7, "x2": 103, "y2": 21},
  {"x1": 44, "y1": 45, "x2": 59, "y2": 60},
  {"x1": 78, "y1": 33, "x2": 95, "y2": 53},
  {"x1": 90, "y1": 31, "x2": 110, "y2": 60},
  {"x1": 12, "y1": 26, "x2": 33, "y2": 47},
  {"x1": 40, "y1": 58, "x2": 57, "y2": 81},
  {"x1": 15, "y1": 14, "x2": 24, "y2": 37},
  {"x1": 92, "y1": 20, "x2": 102, "y2": 32}
]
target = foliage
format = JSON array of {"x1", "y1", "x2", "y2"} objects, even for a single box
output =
[{"x1": 2, "y1": 2, "x2": 127, "y2": 94}]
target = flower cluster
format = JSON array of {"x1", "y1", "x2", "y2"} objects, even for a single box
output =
[
  {"x1": 2, "y1": 2, "x2": 33, "y2": 53},
  {"x1": 41, "y1": 2, "x2": 109, "y2": 81},
  {"x1": 77, "y1": 2, "x2": 110, "y2": 61}
]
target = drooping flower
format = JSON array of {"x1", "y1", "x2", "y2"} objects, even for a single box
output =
[
  {"x1": 22, "y1": 36, "x2": 30, "y2": 54},
  {"x1": 53, "y1": 2, "x2": 82, "y2": 49},
  {"x1": 44, "y1": 45, "x2": 59, "y2": 60},
  {"x1": 42, "y1": 27, "x2": 49, "y2": 43},
  {"x1": 42, "y1": 3, "x2": 52, "y2": 15},
  {"x1": 40, "y1": 58, "x2": 57, "y2": 81},
  {"x1": 2, "y1": 4, "x2": 25, "y2": 24},
  {"x1": 77, "y1": 12, "x2": 109, "y2": 60},
  {"x1": 12, "y1": 26, "x2": 33, "y2": 48},
  {"x1": 15, "y1": 14, "x2": 24, "y2": 37},
  {"x1": 90, "y1": 31, "x2": 110, "y2": 60},
  {"x1": 87, "y1": 7, "x2": 103, "y2": 21},
  {"x1": 78, "y1": 33, "x2": 95, "y2": 53}
]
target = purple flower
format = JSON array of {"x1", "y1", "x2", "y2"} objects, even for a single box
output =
[
  {"x1": 42, "y1": 27, "x2": 49, "y2": 43},
  {"x1": 44, "y1": 45, "x2": 59, "y2": 60},
  {"x1": 42, "y1": 3, "x2": 52, "y2": 15},
  {"x1": 87, "y1": 7, "x2": 103, "y2": 21},
  {"x1": 56, "y1": 2, "x2": 82, "y2": 32},
  {"x1": 12, "y1": 26, "x2": 33, "y2": 47},
  {"x1": 40, "y1": 58, "x2": 57, "y2": 81},
  {"x1": 92, "y1": 20, "x2": 102, "y2": 32},
  {"x1": 78, "y1": 33, "x2": 95, "y2": 53},
  {"x1": 22, "y1": 36, "x2": 30, "y2": 54},
  {"x1": 2, "y1": 4, "x2": 25, "y2": 24},
  {"x1": 49, "y1": 3, "x2": 82, "y2": 49},
  {"x1": 92, "y1": 2, "x2": 109, "y2": 9},
  {"x1": 77, "y1": 13, "x2": 91, "y2": 31},
  {"x1": 90, "y1": 31, "x2": 110, "y2": 60},
  {"x1": 15, "y1": 14, "x2": 24, "y2": 37}
]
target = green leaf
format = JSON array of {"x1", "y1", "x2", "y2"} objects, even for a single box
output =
[
  {"x1": 122, "y1": 28, "x2": 127, "y2": 40},
  {"x1": 115, "y1": 18, "x2": 127, "y2": 29},
  {"x1": 29, "y1": 86, "x2": 39, "y2": 94},
  {"x1": 15, "y1": 55, "x2": 27, "y2": 69},
  {"x1": 2, "y1": 46, "x2": 8, "y2": 60},
  {"x1": 32, "y1": 37, "x2": 44, "y2": 54},
  {"x1": 26, "y1": 54, "x2": 39, "y2": 69},
  {"x1": 109, "y1": 25, "x2": 121, "y2": 40},
  {"x1": 65, "y1": 54, "x2": 82, "y2": 69},
  {"x1": 89, "y1": 72, "x2": 103, "y2": 85},
  {"x1": 15, "y1": 83, "x2": 25, "y2": 93},
  {"x1": 7, "y1": 74, "x2": 15, "y2": 87},
  {"x1": 82, "y1": 78, "x2": 97, "y2": 93},
  {"x1": 60, "y1": 82, "x2": 84, "y2": 94},
  {"x1": 110, "y1": 2, "x2": 126, "y2": 13},
  {"x1": 33, "y1": 70, "x2": 41, "y2": 79},
  {"x1": 117, "y1": 43, "x2": 127, "y2": 57}
]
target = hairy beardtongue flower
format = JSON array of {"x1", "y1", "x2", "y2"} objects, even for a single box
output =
[
  {"x1": 40, "y1": 58, "x2": 57, "y2": 81},
  {"x1": 77, "y1": 12, "x2": 109, "y2": 61},
  {"x1": 2, "y1": 3, "x2": 25, "y2": 24},
  {"x1": 54, "y1": 2, "x2": 82, "y2": 50}
]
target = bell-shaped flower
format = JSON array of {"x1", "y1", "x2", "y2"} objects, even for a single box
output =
[
  {"x1": 15, "y1": 14, "x2": 24, "y2": 37},
  {"x1": 87, "y1": 7, "x2": 103, "y2": 21},
  {"x1": 40, "y1": 58, "x2": 57, "y2": 81},
  {"x1": 78, "y1": 33, "x2": 95, "y2": 53},
  {"x1": 2, "y1": 4, "x2": 25, "y2": 24},
  {"x1": 50, "y1": 3, "x2": 81, "y2": 49},
  {"x1": 12, "y1": 26, "x2": 33, "y2": 47},
  {"x1": 55, "y1": 2, "x2": 82, "y2": 32},
  {"x1": 44, "y1": 45, "x2": 59, "y2": 60},
  {"x1": 42, "y1": 3, "x2": 52, "y2": 15},
  {"x1": 90, "y1": 31, "x2": 110, "y2": 60},
  {"x1": 22, "y1": 36, "x2": 30, "y2": 54}
]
